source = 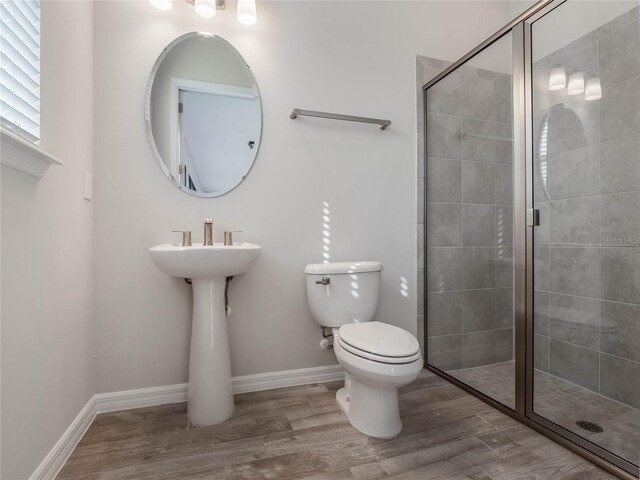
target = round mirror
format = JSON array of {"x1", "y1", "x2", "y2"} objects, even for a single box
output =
[{"x1": 145, "y1": 33, "x2": 261, "y2": 197}]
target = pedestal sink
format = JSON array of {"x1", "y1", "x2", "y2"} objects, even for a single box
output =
[{"x1": 149, "y1": 242, "x2": 261, "y2": 425}]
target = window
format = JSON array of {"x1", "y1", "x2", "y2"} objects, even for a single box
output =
[{"x1": 0, "y1": 0, "x2": 40, "y2": 142}]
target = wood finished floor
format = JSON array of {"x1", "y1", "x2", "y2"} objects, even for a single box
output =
[{"x1": 56, "y1": 370, "x2": 619, "y2": 479}]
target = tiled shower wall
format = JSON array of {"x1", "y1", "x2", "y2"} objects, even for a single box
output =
[
  {"x1": 417, "y1": 55, "x2": 514, "y2": 371},
  {"x1": 532, "y1": 9, "x2": 640, "y2": 409}
]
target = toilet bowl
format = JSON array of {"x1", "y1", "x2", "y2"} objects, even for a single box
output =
[{"x1": 305, "y1": 261, "x2": 423, "y2": 438}]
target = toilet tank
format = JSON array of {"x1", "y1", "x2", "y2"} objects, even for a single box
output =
[{"x1": 305, "y1": 261, "x2": 382, "y2": 328}]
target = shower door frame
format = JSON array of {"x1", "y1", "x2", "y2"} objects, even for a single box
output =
[{"x1": 421, "y1": 1, "x2": 638, "y2": 478}]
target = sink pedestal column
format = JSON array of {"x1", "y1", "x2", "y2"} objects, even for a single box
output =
[{"x1": 188, "y1": 277, "x2": 234, "y2": 425}]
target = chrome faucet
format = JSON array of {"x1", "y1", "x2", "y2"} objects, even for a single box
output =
[{"x1": 204, "y1": 218, "x2": 213, "y2": 246}]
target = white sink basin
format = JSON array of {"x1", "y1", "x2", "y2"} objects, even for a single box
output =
[
  {"x1": 149, "y1": 241, "x2": 261, "y2": 426},
  {"x1": 149, "y1": 242, "x2": 261, "y2": 279}
]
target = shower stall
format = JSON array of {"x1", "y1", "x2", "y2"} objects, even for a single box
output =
[{"x1": 419, "y1": 0, "x2": 640, "y2": 477}]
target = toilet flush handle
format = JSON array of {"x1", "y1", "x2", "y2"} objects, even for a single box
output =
[{"x1": 315, "y1": 276, "x2": 330, "y2": 286}]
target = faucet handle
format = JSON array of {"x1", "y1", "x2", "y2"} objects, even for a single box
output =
[
  {"x1": 223, "y1": 230, "x2": 242, "y2": 246},
  {"x1": 172, "y1": 230, "x2": 192, "y2": 247}
]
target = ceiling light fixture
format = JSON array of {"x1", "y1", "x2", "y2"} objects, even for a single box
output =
[
  {"x1": 548, "y1": 67, "x2": 566, "y2": 91},
  {"x1": 567, "y1": 72, "x2": 585, "y2": 96},
  {"x1": 194, "y1": 0, "x2": 216, "y2": 18},
  {"x1": 149, "y1": 0, "x2": 257, "y2": 25},
  {"x1": 149, "y1": 0, "x2": 173, "y2": 11},
  {"x1": 585, "y1": 77, "x2": 602, "y2": 101},
  {"x1": 237, "y1": 0, "x2": 257, "y2": 25}
]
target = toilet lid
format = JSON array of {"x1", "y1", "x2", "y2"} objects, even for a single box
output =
[
  {"x1": 337, "y1": 336, "x2": 422, "y2": 364},
  {"x1": 338, "y1": 322, "x2": 420, "y2": 358}
]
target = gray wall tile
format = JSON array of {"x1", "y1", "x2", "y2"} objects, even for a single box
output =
[
  {"x1": 495, "y1": 206, "x2": 513, "y2": 247},
  {"x1": 463, "y1": 162, "x2": 495, "y2": 204},
  {"x1": 598, "y1": 20, "x2": 640, "y2": 89},
  {"x1": 549, "y1": 197, "x2": 600, "y2": 246},
  {"x1": 533, "y1": 65, "x2": 549, "y2": 118},
  {"x1": 427, "y1": 203, "x2": 462, "y2": 246},
  {"x1": 600, "y1": 134, "x2": 640, "y2": 194},
  {"x1": 426, "y1": 158, "x2": 461, "y2": 202},
  {"x1": 494, "y1": 123, "x2": 513, "y2": 164},
  {"x1": 601, "y1": 300, "x2": 640, "y2": 362},
  {"x1": 417, "y1": 270, "x2": 424, "y2": 315},
  {"x1": 417, "y1": 133, "x2": 425, "y2": 179},
  {"x1": 462, "y1": 118, "x2": 498, "y2": 162},
  {"x1": 534, "y1": 246, "x2": 550, "y2": 292},
  {"x1": 417, "y1": 227, "x2": 424, "y2": 270},
  {"x1": 549, "y1": 293, "x2": 600, "y2": 349},
  {"x1": 495, "y1": 287, "x2": 514, "y2": 330},
  {"x1": 547, "y1": 145, "x2": 600, "y2": 200},
  {"x1": 601, "y1": 191, "x2": 640, "y2": 247},
  {"x1": 495, "y1": 328, "x2": 514, "y2": 362},
  {"x1": 494, "y1": 80, "x2": 512, "y2": 125},
  {"x1": 534, "y1": 290, "x2": 550, "y2": 336},
  {"x1": 463, "y1": 247, "x2": 495, "y2": 289},
  {"x1": 417, "y1": 315, "x2": 424, "y2": 357},
  {"x1": 463, "y1": 289, "x2": 495, "y2": 332},
  {"x1": 535, "y1": 202, "x2": 550, "y2": 246},
  {"x1": 599, "y1": 353, "x2": 640, "y2": 409},
  {"x1": 463, "y1": 204, "x2": 495, "y2": 246},
  {"x1": 602, "y1": 248, "x2": 640, "y2": 303},
  {"x1": 426, "y1": 247, "x2": 462, "y2": 292},
  {"x1": 495, "y1": 246, "x2": 513, "y2": 288},
  {"x1": 428, "y1": 334, "x2": 462, "y2": 370},
  {"x1": 427, "y1": 113, "x2": 461, "y2": 158},
  {"x1": 462, "y1": 331, "x2": 496, "y2": 368},
  {"x1": 549, "y1": 339, "x2": 599, "y2": 391},
  {"x1": 534, "y1": 333, "x2": 549, "y2": 372},
  {"x1": 461, "y1": 75, "x2": 494, "y2": 121},
  {"x1": 545, "y1": 100, "x2": 598, "y2": 154},
  {"x1": 495, "y1": 164, "x2": 513, "y2": 205},
  {"x1": 600, "y1": 75, "x2": 640, "y2": 141},
  {"x1": 427, "y1": 73, "x2": 460, "y2": 116},
  {"x1": 427, "y1": 291, "x2": 462, "y2": 336},
  {"x1": 549, "y1": 247, "x2": 600, "y2": 298}
]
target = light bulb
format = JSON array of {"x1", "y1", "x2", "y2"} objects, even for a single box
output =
[
  {"x1": 237, "y1": 0, "x2": 257, "y2": 25},
  {"x1": 567, "y1": 72, "x2": 585, "y2": 96},
  {"x1": 149, "y1": 0, "x2": 172, "y2": 11},
  {"x1": 548, "y1": 67, "x2": 566, "y2": 91},
  {"x1": 585, "y1": 77, "x2": 602, "y2": 101},
  {"x1": 195, "y1": 0, "x2": 216, "y2": 18}
]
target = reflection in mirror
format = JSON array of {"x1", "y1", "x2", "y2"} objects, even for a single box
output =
[
  {"x1": 536, "y1": 104, "x2": 585, "y2": 201},
  {"x1": 145, "y1": 32, "x2": 261, "y2": 197}
]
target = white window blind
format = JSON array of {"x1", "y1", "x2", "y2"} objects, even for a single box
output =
[{"x1": 0, "y1": 0, "x2": 40, "y2": 141}]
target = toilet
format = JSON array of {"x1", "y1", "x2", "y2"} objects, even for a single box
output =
[{"x1": 305, "y1": 261, "x2": 423, "y2": 439}]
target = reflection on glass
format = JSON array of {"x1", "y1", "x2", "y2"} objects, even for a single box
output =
[
  {"x1": 423, "y1": 32, "x2": 515, "y2": 409},
  {"x1": 532, "y1": 0, "x2": 640, "y2": 467}
]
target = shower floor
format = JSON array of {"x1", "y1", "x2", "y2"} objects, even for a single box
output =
[{"x1": 450, "y1": 361, "x2": 640, "y2": 466}]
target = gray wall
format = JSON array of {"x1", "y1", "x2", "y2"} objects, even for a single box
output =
[
  {"x1": 417, "y1": 56, "x2": 514, "y2": 371},
  {"x1": 1, "y1": 2, "x2": 95, "y2": 478},
  {"x1": 532, "y1": 7, "x2": 640, "y2": 409}
]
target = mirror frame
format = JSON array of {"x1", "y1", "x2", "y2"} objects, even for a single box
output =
[{"x1": 144, "y1": 32, "x2": 262, "y2": 198}]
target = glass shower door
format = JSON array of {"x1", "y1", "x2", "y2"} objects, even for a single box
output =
[
  {"x1": 425, "y1": 32, "x2": 516, "y2": 409},
  {"x1": 530, "y1": 0, "x2": 640, "y2": 469}
]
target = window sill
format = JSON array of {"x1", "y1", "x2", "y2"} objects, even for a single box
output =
[{"x1": 1, "y1": 127, "x2": 63, "y2": 178}]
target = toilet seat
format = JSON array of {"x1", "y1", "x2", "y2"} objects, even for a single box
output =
[{"x1": 337, "y1": 322, "x2": 421, "y2": 365}]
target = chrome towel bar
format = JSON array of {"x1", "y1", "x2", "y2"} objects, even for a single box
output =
[{"x1": 289, "y1": 108, "x2": 391, "y2": 130}]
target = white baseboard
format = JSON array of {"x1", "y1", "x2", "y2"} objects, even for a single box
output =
[
  {"x1": 30, "y1": 364, "x2": 343, "y2": 479},
  {"x1": 29, "y1": 396, "x2": 97, "y2": 480},
  {"x1": 232, "y1": 364, "x2": 344, "y2": 395},
  {"x1": 96, "y1": 382, "x2": 188, "y2": 413}
]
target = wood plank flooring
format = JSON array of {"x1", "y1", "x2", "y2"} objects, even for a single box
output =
[{"x1": 56, "y1": 370, "x2": 618, "y2": 479}]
